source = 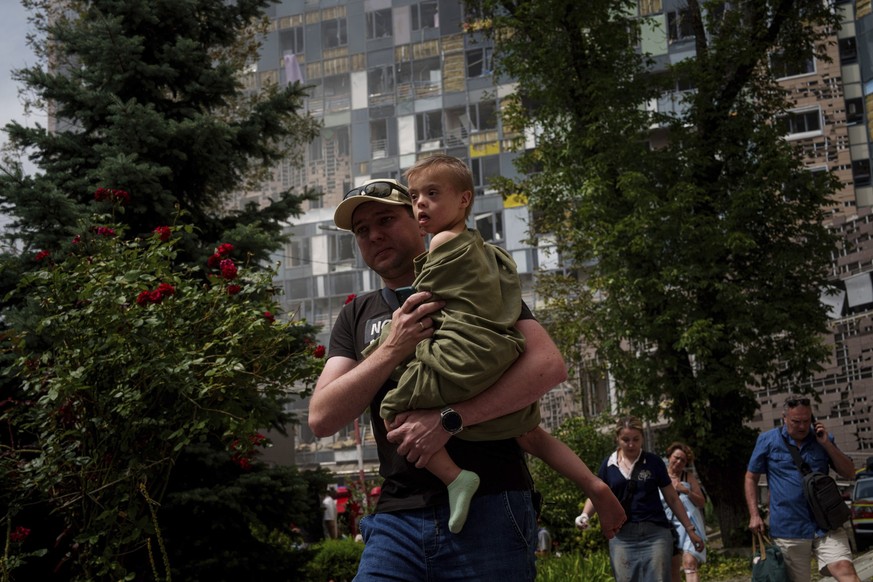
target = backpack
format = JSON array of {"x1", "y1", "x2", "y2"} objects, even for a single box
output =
[
  {"x1": 800, "y1": 471, "x2": 851, "y2": 531},
  {"x1": 781, "y1": 434, "x2": 851, "y2": 531}
]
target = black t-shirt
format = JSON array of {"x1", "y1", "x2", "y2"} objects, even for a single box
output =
[{"x1": 328, "y1": 288, "x2": 535, "y2": 513}]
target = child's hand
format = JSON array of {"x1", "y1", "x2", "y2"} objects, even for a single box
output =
[{"x1": 574, "y1": 513, "x2": 590, "y2": 529}]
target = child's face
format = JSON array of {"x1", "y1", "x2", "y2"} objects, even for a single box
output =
[{"x1": 407, "y1": 168, "x2": 470, "y2": 234}]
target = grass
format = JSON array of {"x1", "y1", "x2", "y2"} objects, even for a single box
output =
[{"x1": 535, "y1": 550, "x2": 750, "y2": 581}]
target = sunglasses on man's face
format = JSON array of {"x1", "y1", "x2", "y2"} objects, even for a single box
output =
[
  {"x1": 785, "y1": 398, "x2": 811, "y2": 408},
  {"x1": 343, "y1": 181, "x2": 410, "y2": 201}
]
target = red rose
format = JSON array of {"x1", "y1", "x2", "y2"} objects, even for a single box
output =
[
  {"x1": 10, "y1": 526, "x2": 30, "y2": 543},
  {"x1": 136, "y1": 290, "x2": 151, "y2": 305},
  {"x1": 207, "y1": 253, "x2": 220, "y2": 268},
  {"x1": 35, "y1": 250, "x2": 50, "y2": 262},
  {"x1": 153, "y1": 226, "x2": 171, "y2": 241},
  {"x1": 72, "y1": 235, "x2": 81, "y2": 245},
  {"x1": 345, "y1": 294, "x2": 357, "y2": 305},
  {"x1": 217, "y1": 243, "x2": 234, "y2": 256},
  {"x1": 219, "y1": 259, "x2": 237, "y2": 280},
  {"x1": 313, "y1": 345, "x2": 326, "y2": 358},
  {"x1": 156, "y1": 283, "x2": 175, "y2": 297},
  {"x1": 263, "y1": 311, "x2": 275, "y2": 323},
  {"x1": 148, "y1": 290, "x2": 163, "y2": 303},
  {"x1": 94, "y1": 188, "x2": 129, "y2": 205},
  {"x1": 227, "y1": 284, "x2": 242, "y2": 295},
  {"x1": 112, "y1": 189, "x2": 130, "y2": 205},
  {"x1": 95, "y1": 226, "x2": 116, "y2": 237}
]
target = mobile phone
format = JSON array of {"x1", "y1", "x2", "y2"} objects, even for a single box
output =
[
  {"x1": 395, "y1": 286, "x2": 416, "y2": 305},
  {"x1": 811, "y1": 414, "x2": 824, "y2": 437}
]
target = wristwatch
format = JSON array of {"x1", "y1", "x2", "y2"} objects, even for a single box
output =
[{"x1": 440, "y1": 407, "x2": 464, "y2": 435}]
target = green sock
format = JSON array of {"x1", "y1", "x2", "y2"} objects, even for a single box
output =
[{"x1": 447, "y1": 470, "x2": 480, "y2": 534}]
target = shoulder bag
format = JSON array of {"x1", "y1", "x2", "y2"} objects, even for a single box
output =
[{"x1": 780, "y1": 434, "x2": 851, "y2": 531}]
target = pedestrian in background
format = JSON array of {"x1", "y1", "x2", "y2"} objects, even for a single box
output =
[
  {"x1": 661, "y1": 442, "x2": 707, "y2": 582},
  {"x1": 576, "y1": 416, "x2": 704, "y2": 582},
  {"x1": 322, "y1": 489, "x2": 338, "y2": 540},
  {"x1": 744, "y1": 394, "x2": 860, "y2": 582},
  {"x1": 857, "y1": 456, "x2": 873, "y2": 480},
  {"x1": 536, "y1": 519, "x2": 552, "y2": 558}
]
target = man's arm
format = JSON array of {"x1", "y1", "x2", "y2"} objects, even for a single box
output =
[
  {"x1": 387, "y1": 318, "x2": 567, "y2": 466},
  {"x1": 813, "y1": 421, "x2": 856, "y2": 479},
  {"x1": 744, "y1": 470, "x2": 764, "y2": 532},
  {"x1": 308, "y1": 292, "x2": 443, "y2": 437},
  {"x1": 816, "y1": 440, "x2": 855, "y2": 480}
]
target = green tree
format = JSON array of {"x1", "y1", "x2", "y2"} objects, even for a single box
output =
[
  {"x1": 0, "y1": 206, "x2": 324, "y2": 579},
  {"x1": 528, "y1": 416, "x2": 615, "y2": 554},
  {"x1": 469, "y1": 0, "x2": 840, "y2": 546}
]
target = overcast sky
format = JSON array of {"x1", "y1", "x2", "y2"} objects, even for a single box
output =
[
  {"x1": 0, "y1": 2, "x2": 39, "y2": 166},
  {"x1": 0, "y1": 2, "x2": 34, "y2": 231}
]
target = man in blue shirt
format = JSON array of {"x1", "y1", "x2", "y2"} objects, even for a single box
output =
[{"x1": 744, "y1": 394, "x2": 859, "y2": 582}]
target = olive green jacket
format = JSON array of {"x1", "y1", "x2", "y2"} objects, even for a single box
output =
[{"x1": 378, "y1": 229, "x2": 540, "y2": 441}]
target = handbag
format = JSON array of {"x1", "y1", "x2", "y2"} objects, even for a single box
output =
[
  {"x1": 750, "y1": 531, "x2": 788, "y2": 582},
  {"x1": 780, "y1": 434, "x2": 851, "y2": 530}
]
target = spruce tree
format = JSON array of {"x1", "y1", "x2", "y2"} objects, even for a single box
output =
[
  {"x1": 1, "y1": 0, "x2": 320, "y2": 267},
  {"x1": 0, "y1": 1, "x2": 324, "y2": 577}
]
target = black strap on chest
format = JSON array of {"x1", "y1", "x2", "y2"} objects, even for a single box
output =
[
  {"x1": 620, "y1": 456, "x2": 645, "y2": 514},
  {"x1": 381, "y1": 287, "x2": 401, "y2": 311},
  {"x1": 780, "y1": 433, "x2": 812, "y2": 475}
]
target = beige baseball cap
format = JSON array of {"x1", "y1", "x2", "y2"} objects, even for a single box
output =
[{"x1": 333, "y1": 179, "x2": 411, "y2": 231}]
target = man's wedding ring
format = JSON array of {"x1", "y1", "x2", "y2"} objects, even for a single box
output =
[{"x1": 418, "y1": 321, "x2": 425, "y2": 331}]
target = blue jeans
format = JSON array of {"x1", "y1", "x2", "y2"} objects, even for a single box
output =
[
  {"x1": 355, "y1": 490, "x2": 537, "y2": 581},
  {"x1": 609, "y1": 521, "x2": 673, "y2": 582}
]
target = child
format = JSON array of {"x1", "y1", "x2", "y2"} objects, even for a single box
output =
[{"x1": 371, "y1": 154, "x2": 626, "y2": 535}]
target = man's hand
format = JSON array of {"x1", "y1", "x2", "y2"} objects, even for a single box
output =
[
  {"x1": 386, "y1": 409, "x2": 449, "y2": 467},
  {"x1": 813, "y1": 420, "x2": 828, "y2": 443},
  {"x1": 382, "y1": 291, "x2": 441, "y2": 354},
  {"x1": 748, "y1": 514, "x2": 764, "y2": 533}
]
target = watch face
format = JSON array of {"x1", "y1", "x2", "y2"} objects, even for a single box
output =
[{"x1": 442, "y1": 411, "x2": 462, "y2": 432}]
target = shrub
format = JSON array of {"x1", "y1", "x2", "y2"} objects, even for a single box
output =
[
  {"x1": 1, "y1": 203, "x2": 323, "y2": 580},
  {"x1": 305, "y1": 538, "x2": 364, "y2": 582}
]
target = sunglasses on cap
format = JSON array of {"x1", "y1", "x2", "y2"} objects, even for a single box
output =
[
  {"x1": 343, "y1": 180, "x2": 410, "y2": 201},
  {"x1": 785, "y1": 397, "x2": 811, "y2": 407}
]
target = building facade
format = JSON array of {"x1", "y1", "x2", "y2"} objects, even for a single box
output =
[
  {"x1": 242, "y1": 0, "x2": 551, "y2": 474},
  {"x1": 246, "y1": 0, "x2": 873, "y2": 472}
]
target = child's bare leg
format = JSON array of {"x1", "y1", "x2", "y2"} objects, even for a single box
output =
[
  {"x1": 517, "y1": 427, "x2": 626, "y2": 536},
  {"x1": 425, "y1": 448, "x2": 480, "y2": 534}
]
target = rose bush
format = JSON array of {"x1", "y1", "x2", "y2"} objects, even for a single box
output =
[{"x1": 1, "y1": 201, "x2": 323, "y2": 580}]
